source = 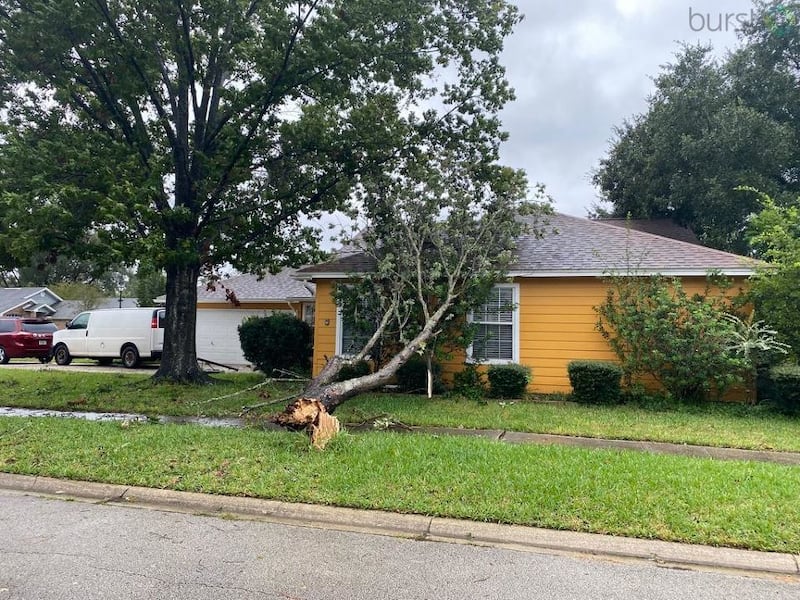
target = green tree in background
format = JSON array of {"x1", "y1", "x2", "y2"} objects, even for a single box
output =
[
  {"x1": 746, "y1": 190, "x2": 800, "y2": 358},
  {"x1": 594, "y1": 3, "x2": 800, "y2": 253}
]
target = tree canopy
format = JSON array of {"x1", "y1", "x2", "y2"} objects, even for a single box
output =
[
  {"x1": 746, "y1": 190, "x2": 800, "y2": 357},
  {"x1": 0, "y1": 0, "x2": 522, "y2": 381},
  {"x1": 594, "y1": 1, "x2": 800, "y2": 253},
  {"x1": 277, "y1": 143, "x2": 551, "y2": 423}
]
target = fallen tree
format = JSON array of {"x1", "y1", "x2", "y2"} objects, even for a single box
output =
[{"x1": 273, "y1": 144, "x2": 551, "y2": 445}]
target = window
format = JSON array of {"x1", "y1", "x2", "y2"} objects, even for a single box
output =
[
  {"x1": 336, "y1": 297, "x2": 379, "y2": 356},
  {"x1": 68, "y1": 312, "x2": 90, "y2": 330},
  {"x1": 468, "y1": 284, "x2": 519, "y2": 362},
  {"x1": 337, "y1": 310, "x2": 376, "y2": 356},
  {"x1": 302, "y1": 303, "x2": 315, "y2": 327}
]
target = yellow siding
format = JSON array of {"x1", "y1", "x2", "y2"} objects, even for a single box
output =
[
  {"x1": 312, "y1": 276, "x2": 749, "y2": 397},
  {"x1": 512, "y1": 276, "x2": 746, "y2": 393},
  {"x1": 312, "y1": 280, "x2": 338, "y2": 375}
]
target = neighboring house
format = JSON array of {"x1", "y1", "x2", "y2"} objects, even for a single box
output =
[
  {"x1": 0, "y1": 288, "x2": 141, "y2": 327},
  {"x1": 0, "y1": 287, "x2": 63, "y2": 318},
  {"x1": 50, "y1": 298, "x2": 140, "y2": 328},
  {"x1": 295, "y1": 213, "x2": 757, "y2": 394},
  {"x1": 191, "y1": 269, "x2": 315, "y2": 366}
]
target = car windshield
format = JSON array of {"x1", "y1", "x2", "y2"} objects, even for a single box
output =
[{"x1": 21, "y1": 322, "x2": 58, "y2": 333}]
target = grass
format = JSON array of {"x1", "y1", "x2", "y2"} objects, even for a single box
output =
[
  {"x1": 0, "y1": 369, "x2": 304, "y2": 417},
  {"x1": 1, "y1": 416, "x2": 799, "y2": 553},
  {"x1": 336, "y1": 393, "x2": 800, "y2": 452},
  {"x1": 2, "y1": 369, "x2": 800, "y2": 451}
]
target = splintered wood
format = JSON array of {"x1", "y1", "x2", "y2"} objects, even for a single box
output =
[
  {"x1": 272, "y1": 397, "x2": 340, "y2": 450},
  {"x1": 310, "y1": 409, "x2": 340, "y2": 450}
]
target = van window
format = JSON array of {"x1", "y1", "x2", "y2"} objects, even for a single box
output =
[
  {"x1": 157, "y1": 310, "x2": 166, "y2": 328},
  {"x1": 0, "y1": 320, "x2": 14, "y2": 333},
  {"x1": 21, "y1": 322, "x2": 58, "y2": 333},
  {"x1": 69, "y1": 313, "x2": 90, "y2": 330}
]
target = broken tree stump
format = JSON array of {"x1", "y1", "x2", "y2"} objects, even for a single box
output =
[{"x1": 272, "y1": 397, "x2": 340, "y2": 450}]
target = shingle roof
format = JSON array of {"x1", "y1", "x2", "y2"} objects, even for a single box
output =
[
  {"x1": 50, "y1": 298, "x2": 140, "y2": 320},
  {"x1": 0, "y1": 287, "x2": 63, "y2": 315},
  {"x1": 598, "y1": 218, "x2": 701, "y2": 246},
  {"x1": 198, "y1": 269, "x2": 315, "y2": 302},
  {"x1": 297, "y1": 213, "x2": 757, "y2": 278},
  {"x1": 510, "y1": 213, "x2": 756, "y2": 276},
  {"x1": 296, "y1": 252, "x2": 377, "y2": 276}
]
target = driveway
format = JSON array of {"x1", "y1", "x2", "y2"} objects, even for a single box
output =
[
  {"x1": 0, "y1": 360, "x2": 249, "y2": 375},
  {"x1": 0, "y1": 360, "x2": 158, "y2": 374}
]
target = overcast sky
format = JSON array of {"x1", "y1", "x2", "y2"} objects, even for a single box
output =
[{"x1": 500, "y1": 0, "x2": 753, "y2": 217}]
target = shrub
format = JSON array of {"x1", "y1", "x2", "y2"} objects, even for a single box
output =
[
  {"x1": 452, "y1": 364, "x2": 486, "y2": 399},
  {"x1": 336, "y1": 360, "x2": 372, "y2": 382},
  {"x1": 567, "y1": 360, "x2": 623, "y2": 404},
  {"x1": 596, "y1": 274, "x2": 746, "y2": 402},
  {"x1": 768, "y1": 364, "x2": 800, "y2": 414},
  {"x1": 238, "y1": 313, "x2": 312, "y2": 375},
  {"x1": 487, "y1": 364, "x2": 531, "y2": 398},
  {"x1": 395, "y1": 355, "x2": 445, "y2": 394}
]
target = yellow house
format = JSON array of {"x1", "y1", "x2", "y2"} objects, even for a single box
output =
[{"x1": 296, "y1": 214, "x2": 757, "y2": 393}]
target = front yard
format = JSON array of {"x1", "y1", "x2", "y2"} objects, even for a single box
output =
[
  {"x1": 2, "y1": 370, "x2": 800, "y2": 553},
  {"x1": 2, "y1": 370, "x2": 798, "y2": 452}
]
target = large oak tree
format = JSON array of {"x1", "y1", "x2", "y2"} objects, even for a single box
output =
[
  {"x1": 0, "y1": 0, "x2": 521, "y2": 381},
  {"x1": 594, "y1": 3, "x2": 800, "y2": 254}
]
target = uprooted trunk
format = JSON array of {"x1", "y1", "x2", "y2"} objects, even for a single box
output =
[
  {"x1": 272, "y1": 350, "x2": 418, "y2": 447},
  {"x1": 272, "y1": 298, "x2": 455, "y2": 446}
]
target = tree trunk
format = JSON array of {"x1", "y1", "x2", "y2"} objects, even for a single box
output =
[
  {"x1": 273, "y1": 299, "x2": 455, "y2": 432},
  {"x1": 154, "y1": 261, "x2": 209, "y2": 383}
]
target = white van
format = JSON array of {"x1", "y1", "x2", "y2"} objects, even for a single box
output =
[{"x1": 52, "y1": 308, "x2": 165, "y2": 368}]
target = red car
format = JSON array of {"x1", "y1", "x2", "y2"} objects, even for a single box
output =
[{"x1": 0, "y1": 318, "x2": 58, "y2": 364}]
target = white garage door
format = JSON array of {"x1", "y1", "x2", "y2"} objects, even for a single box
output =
[{"x1": 195, "y1": 309, "x2": 293, "y2": 366}]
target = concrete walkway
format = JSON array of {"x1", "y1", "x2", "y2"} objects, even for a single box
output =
[
  {"x1": 356, "y1": 424, "x2": 800, "y2": 466},
  {"x1": 1, "y1": 472, "x2": 798, "y2": 581}
]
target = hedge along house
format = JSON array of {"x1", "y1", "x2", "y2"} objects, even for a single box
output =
[
  {"x1": 191, "y1": 269, "x2": 315, "y2": 367},
  {"x1": 295, "y1": 213, "x2": 758, "y2": 394}
]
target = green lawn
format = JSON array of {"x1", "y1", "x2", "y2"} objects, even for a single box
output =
[
  {"x1": 337, "y1": 394, "x2": 800, "y2": 452},
  {"x1": 1, "y1": 416, "x2": 799, "y2": 553},
  {"x1": 0, "y1": 370, "x2": 304, "y2": 417},
  {"x1": 2, "y1": 370, "x2": 800, "y2": 451}
]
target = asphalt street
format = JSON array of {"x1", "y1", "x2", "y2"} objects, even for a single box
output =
[{"x1": 1, "y1": 489, "x2": 798, "y2": 600}]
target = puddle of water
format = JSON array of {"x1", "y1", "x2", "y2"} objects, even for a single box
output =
[{"x1": 0, "y1": 407, "x2": 245, "y2": 428}]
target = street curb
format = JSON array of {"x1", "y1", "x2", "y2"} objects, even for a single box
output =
[{"x1": 1, "y1": 472, "x2": 798, "y2": 580}]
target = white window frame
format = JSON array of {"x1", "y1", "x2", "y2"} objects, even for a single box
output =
[{"x1": 466, "y1": 283, "x2": 520, "y2": 364}]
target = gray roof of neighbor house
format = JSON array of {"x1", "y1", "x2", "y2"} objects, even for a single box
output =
[
  {"x1": 0, "y1": 287, "x2": 63, "y2": 316},
  {"x1": 296, "y1": 213, "x2": 757, "y2": 278},
  {"x1": 598, "y1": 218, "x2": 701, "y2": 246},
  {"x1": 197, "y1": 269, "x2": 315, "y2": 303},
  {"x1": 50, "y1": 298, "x2": 140, "y2": 320}
]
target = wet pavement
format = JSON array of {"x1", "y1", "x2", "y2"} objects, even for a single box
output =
[{"x1": 0, "y1": 406, "x2": 245, "y2": 428}]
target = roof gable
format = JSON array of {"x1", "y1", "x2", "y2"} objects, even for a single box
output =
[{"x1": 0, "y1": 287, "x2": 63, "y2": 315}]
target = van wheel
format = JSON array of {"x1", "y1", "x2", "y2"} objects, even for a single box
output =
[
  {"x1": 121, "y1": 345, "x2": 140, "y2": 369},
  {"x1": 0, "y1": 346, "x2": 8, "y2": 364},
  {"x1": 53, "y1": 344, "x2": 72, "y2": 366}
]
